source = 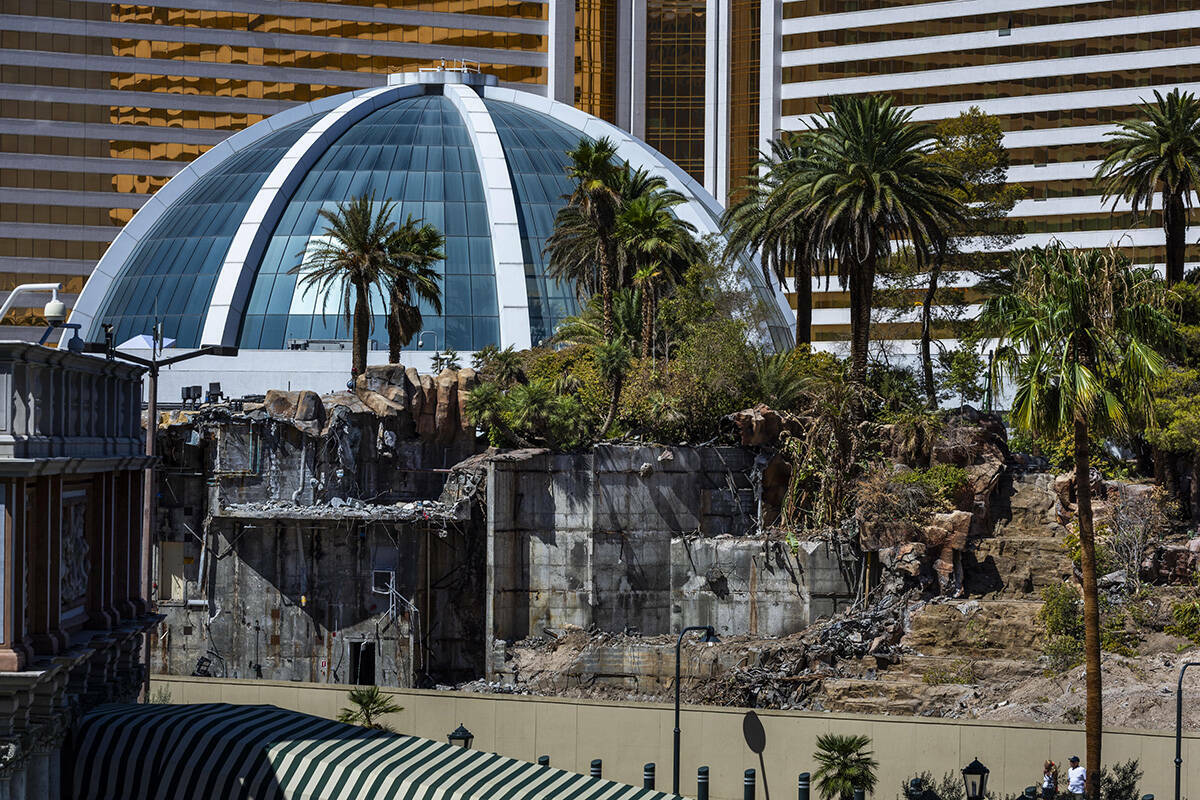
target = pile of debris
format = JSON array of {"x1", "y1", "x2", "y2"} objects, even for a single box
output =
[{"x1": 219, "y1": 497, "x2": 456, "y2": 522}]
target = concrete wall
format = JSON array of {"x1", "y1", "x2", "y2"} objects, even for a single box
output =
[
  {"x1": 153, "y1": 518, "x2": 485, "y2": 686},
  {"x1": 153, "y1": 675, "x2": 1200, "y2": 800},
  {"x1": 486, "y1": 446, "x2": 856, "y2": 675}
]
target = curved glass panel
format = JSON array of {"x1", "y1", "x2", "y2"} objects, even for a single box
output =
[
  {"x1": 485, "y1": 99, "x2": 584, "y2": 346},
  {"x1": 91, "y1": 116, "x2": 319, "y2": 347},
  {"x1": 239, "y1": 94, "x2": 498, "y2": 353}
]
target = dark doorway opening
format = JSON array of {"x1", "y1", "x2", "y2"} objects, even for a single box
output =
[{"x1": 349, "y1": 640, "x2": 376, "y2": 685}]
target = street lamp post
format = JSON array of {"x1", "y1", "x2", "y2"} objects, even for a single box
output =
[
  {"x1": 673, "y1": 625, "x2": 719, "y2": 795},
  {"x1": 84, "y1": 338, "x2": 237, "y2": 699},
  {"x1": 1176, "y1": 662, "x2": 1200, "y2": 800},
  {"x1": 447, "y1": 723, "x2": 473, "y2": 749}
]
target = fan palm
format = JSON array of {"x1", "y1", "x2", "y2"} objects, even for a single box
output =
[
  {"x1": 1097, "y1": 88, "x2": 1200, "y2": 286},
  {"x1": 550, "y1": 290, "x2": 641, "y2": 350},
  {"x1": 592, "y1": 339, "x2": 632, "y2": 438},
  {"x1": 555, "y1": 136, "x2": 622, "y2": 338},
  {"x1": 981, "y1": 244, "x2": 1172, "y2": 795},
  {"x1": 724, "y1": 135, "x2": 815, "y2": 346},
  {"x1": 385, "y1": 215, "x2": 444, "y2": 363},
  {"x1": 781, "y1": 95, "x2": 964, "y2": 381},
  {"x1": 336, "y1": 685, "x2": 402, "y2": 732},
  {"x1": 812, "y1": 734, "x2": 878, "y2": 800},
  {"x1": 291, "y1": 194, "x2": 410, "y2": 376}
]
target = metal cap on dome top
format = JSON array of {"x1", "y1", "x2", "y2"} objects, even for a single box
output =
[{"x1": 388, "y1": 60, "x2": 498, "y2": 88}]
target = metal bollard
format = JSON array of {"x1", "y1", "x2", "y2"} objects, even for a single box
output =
[
  {"x1": 590, "y1": 759, "x2": 602, "y2": 779},
  {"x1": 799, "y1": 772, "x2": 811, "y2": 800},
  {"x1": 537, "y1": 756, "x2": 549, "y2": 767},
  {"x1": 643, "y1": 763, "x2": 655, "y2": 790},
  {"x1": 697, "y1": 766, "x2": 710, "y2": 800},
  {"x1": 745, "y1": 768, "x2": 756, "y2": 800},
  {"x1": 854, "y1": 789, "x2": 865, "y2": 800}
]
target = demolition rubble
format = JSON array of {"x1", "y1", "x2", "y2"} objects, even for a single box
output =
[{"x1": 149, "y1": 366, "x2": 1200, "y2": 727}]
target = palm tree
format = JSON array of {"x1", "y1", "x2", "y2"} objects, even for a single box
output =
[
  {"x1": 385, "y1": 215, "x2": 444, "y2": 363},
  {"x1": 812, "y1": 734, "x2": 878, "y2": 800},
  {"x1": 556, "y1": 137, "x2": 622, "y2": 338},
  {"x1": 1097, "y1": 88, "x2": 1200, "y2": 286},
  {"x1": 550, "y1": 290, "x2": 641, "y2": 351},
  {"x1": 724, "y1": 135, "x2": 815, "y2": 346},
  {"x1": 617, "y1": 189, "x2": 700, "y2": 358},
  {"x1": 592, "y1": 340, "x2": 631, "y2": 438},
  {"x1": 337, "y1": 685, "x2": 402, "y2": 732},
  {"x1": 291, "y1": 194, "x2": 408, "y2": 377},
  {"x1": 782, "y1": 95, "x2": 964, "y2": 381},
  {"x1": 464, "y1": 381, "x2": 535, "y2": 448},
  {"x1": 981, "y1": 244, "x2": 1172, "y2": 797}
]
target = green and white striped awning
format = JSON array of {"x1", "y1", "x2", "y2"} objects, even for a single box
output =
[{"x1": 71, "y1": 702, "x2": 683, "y2": 800}]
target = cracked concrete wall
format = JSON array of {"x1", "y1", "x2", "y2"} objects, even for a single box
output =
[{"x1": 486, "y1": 446, "x2": 856, "y2": 677}]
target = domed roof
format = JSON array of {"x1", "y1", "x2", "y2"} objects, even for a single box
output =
[{"x1": 70, "y1": 71, "x2": 793, "y2": 354}]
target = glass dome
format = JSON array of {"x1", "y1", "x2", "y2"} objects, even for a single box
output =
[{"x1": 71, "y1": 72, "x2": 794, "y2": 354}]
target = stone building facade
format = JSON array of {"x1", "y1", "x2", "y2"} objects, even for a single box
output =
[{"x1": 0, "y1": 343, "x2": 152, "y2": 798}]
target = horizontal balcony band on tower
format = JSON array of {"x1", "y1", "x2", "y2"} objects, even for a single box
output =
[
  {"x1": 0, "y1": 258, "x2": 97, "y2": 276},
  {"x1": 0, "y1": 222, "x2": 118, "y2": 242},
  {"x1": 781, "y1": 82, "x2": 1200, "y2": 130},
  {"x1": 784, "y1": 0, "x2": 1178, "y2": 50},
  {"x1": 781, "y1": 0, "x2": 1119, "y2": 36},
  {"x1": 63, "y1": 0, "x2": 547, "y2": 36},
  {"x1": 0, "y1": 188, "x2": 150, "y2": 209},
  {"x1": 0, "y1": 153, "x2": 186, "y2": 177},
  {"x1": 0, "y1": 14, "x2": 549, "y2": 67},
  {"x1": 0, "y1": 117, "x2": 233, "y2": 144},
  {"x1": 0, "y1": 83, "x2": 299, "y2": 115},
  {"x1": 781, "y1": 11, "x2": 1196, "y2": 67},
  {"x1": 0, "y1": 49, "x2": 384, "y2": 89},
  {"x1": 781, "y1": 43, "x2": 1200, "y2": 99}
]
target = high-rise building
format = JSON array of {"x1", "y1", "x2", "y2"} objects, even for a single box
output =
[
  {"x1": 774, "y1": 0, "x2": 1200, "y2": 343},
  {"x1": 7, "y1": 0, "x2": 1197, "y2": 343}
]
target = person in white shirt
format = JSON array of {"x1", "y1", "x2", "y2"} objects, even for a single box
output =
[
  {"x1": 1042, "y1": 760, "x2": 1058, "y2": 800},
  {"x1": 1067, "y1": 756, "x2": 1086, "y2": 797}
]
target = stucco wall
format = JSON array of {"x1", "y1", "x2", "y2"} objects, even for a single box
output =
[{"x1": 152, "y1": 675, "x2": 1200, "y2": 800}]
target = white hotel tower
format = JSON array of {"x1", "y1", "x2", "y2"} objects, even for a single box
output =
[{"x1": 766, "y1": 0, "x2": 1199, "y2": 343}]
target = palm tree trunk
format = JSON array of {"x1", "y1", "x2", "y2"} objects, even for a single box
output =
[
  {"x1": 795, "y1": 260, "x2": 812, "y2": 347},
  {"x1": 1074, "y1": 415, "x2": 1103, "y2": 799},
  {"x1": 599, "y1": 240, "x2": 615, "y2": 341},
  {"x1": 1191, "y1": 451, "x2": 1200, "y2": 524},
  {"x1": 921, "y1": 259, "x2": 942, "y2": 408},
  {"x1": 353, "y1": 282, "x2": 370, "y2": 378},
  {"x1": 598, "y1": 375, "x2": 622, "y2": 438},
  {"x1": 1165, "y1": 190, "x2": 1187, "y2": 286},
  {"x1": 641, "y1": 289, "x2": 654, "y2": 361},
  {"x1": 386, "y1": 286, "x2": 401, "y2": 364},
  {"x1": 848, "y1": 253, "x2": 876, "y2": 382}
]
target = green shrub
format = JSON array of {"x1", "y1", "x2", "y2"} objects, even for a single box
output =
[
  {"x1": 921, "y1": 660, "x2": 978, "y2": 686},
  {"x1": 1043, "y1": 634, "x2": 1085, "y2": 672},
  {"x1": 1039, "y1": 583, "x2": 1085, "y2": 639},
  {"x1": 891, "y1": 465, "x2": 969, "y2": 511},
  {"x1": 1062, "y1": 531, "x2": 1114, "y2": 576},
  {"x1": 1166, "y1": 599, "x2": 1200, "y2": 644}
]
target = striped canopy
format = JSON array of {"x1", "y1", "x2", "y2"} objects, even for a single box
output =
[{"x1": 71, "y1": 702, "x2": 682, "y2": 800}]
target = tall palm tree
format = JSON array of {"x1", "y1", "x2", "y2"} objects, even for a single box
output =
[
  {"x1": 556, "y1": 136, "x2": 622, "y2": 338},
  {"x1": 616, "y1": 189, "x2": 700, "y2": 358},
  {"x1": 1097, "y1": 88, "x2": 1200, "y2": 286},
  {"x1": 981, "y1": 244, "x2": 1172, "y2": 797},
  {"x1": 781, "y1": 95, "x2": 964, "y2": 380},
  {"x1": 812, "y1": 734, "x2": 878, "y2": 800},
  {"x1": 292, "y1": 194, "x2": 411, "y2": 377},
  {"x1": 385, "y1": 215, "x2": 444, "y2": 363},
  {"x1": 724, "y1": 135, "x2": 815, "y2": 346}
]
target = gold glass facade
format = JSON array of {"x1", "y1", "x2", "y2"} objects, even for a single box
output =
[
  {"x1": 0, "y1": 0, "x2": 551, "y2": 320},
  {"x1": 645, "y1": 0, "x2": 706, "y2": 182},
  {"x1": 728, "y1": 0, "x2": 760, "y2": 199},
  {"x1": 573, "y1": 0, "x2": 618, "y2": 123}
]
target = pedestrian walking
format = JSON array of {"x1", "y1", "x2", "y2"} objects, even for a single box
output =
[
  {"x1": 1067, "y1": 756, "x2": 1086, "y2": 798},
  {"x1": 1042, "y1": 760, "x2": 1058, "y2": 800}
]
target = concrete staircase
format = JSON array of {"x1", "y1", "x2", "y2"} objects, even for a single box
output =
[{"x1": 821, "y1": 471, "x2": 1067, "y2": 715}]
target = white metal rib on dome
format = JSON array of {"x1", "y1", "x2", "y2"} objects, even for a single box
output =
[{"x1": 67, "y1": 69, "x2": 794, "y2": 352}]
